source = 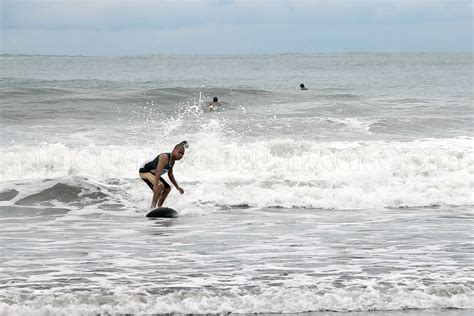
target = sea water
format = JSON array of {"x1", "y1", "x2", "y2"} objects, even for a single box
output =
[{"x1": 0, "y1": 53, "x2": 472, "y2": 315}]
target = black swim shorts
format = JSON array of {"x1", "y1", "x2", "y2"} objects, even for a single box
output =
[{"x1": 141, "y1": 174, "x2": 171, "y2": 191}]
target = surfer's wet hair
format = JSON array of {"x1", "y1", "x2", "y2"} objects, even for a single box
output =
[
  {"x1": 174, "y1": 141, "x2": 189, "y2": 150},
  {"x1": 213, "y1": 96, "x2": 218, "y2": 102}
]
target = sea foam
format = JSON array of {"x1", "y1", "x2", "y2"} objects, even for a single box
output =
[{"x1": 0, "y1": 137, "x2": 472, "y2": 210}]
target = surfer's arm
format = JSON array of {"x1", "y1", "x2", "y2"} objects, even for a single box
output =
[
  {"x1": 153, "y1": 155, "x2": 168, "y2": 191},
  {"x1": 168, "y1": 169, "x2": 184, "y2": 194}
]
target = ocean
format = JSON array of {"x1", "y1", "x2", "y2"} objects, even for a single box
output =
[{"x1": 0, "y1": 53, "x2": 472, "y2": 315}]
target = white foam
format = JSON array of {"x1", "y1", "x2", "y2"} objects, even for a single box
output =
[
  {"x1": 0, "y1": 285, "x2": 472, "y2": 315},
  {"x1": 322, "y1": 117, "x2": 374, "y2": 133},
  {"x1": 0, "y1": 137, "x2": 472, "y2": 210}
]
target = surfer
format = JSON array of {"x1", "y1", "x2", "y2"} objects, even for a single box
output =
[
  {"x1": 139, "y1": 141, "x2": 188, "y2": 208},
  {"x1": 207, "y1": 96, "x2": 222, "y2": 111},
  {"x1": 300, "y1": 83, "x2": 308, "y2": 90}
]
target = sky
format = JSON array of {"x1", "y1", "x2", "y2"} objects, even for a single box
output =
[{"x1": 0, "y1": 0, "x2": 472, "y2": 55}]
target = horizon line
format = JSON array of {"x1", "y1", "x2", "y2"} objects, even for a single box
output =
[{"x1": 1, "y1": 51, "x2": 472, "y2": 58}]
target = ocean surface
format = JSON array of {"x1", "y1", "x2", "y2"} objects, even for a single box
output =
[{"x1": 0, "y1": 53, "x2": 472, "y2": 315}]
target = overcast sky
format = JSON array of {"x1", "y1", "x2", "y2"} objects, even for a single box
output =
[{"x1": 1, "y1": 0, "x2": 472, "y2": 55}]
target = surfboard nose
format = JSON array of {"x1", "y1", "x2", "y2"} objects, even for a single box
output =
[{"x1": 146, "y1": 207, "x2": 178, "y2": 218}]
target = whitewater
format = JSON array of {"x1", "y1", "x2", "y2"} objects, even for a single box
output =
[{"x1": 0, "y1": 53, "x2": 472, "y2": 315}]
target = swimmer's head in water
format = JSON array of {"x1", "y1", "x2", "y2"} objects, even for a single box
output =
[
  {"x1": 213, "y1": 96, "x2": 218, "y2": 102},
  {"x1": 300, "y1": 83, "x2": 305, "y2": 89},
  {"x1": 172, "y1": 141, "x2": 188, "y2": 160}
]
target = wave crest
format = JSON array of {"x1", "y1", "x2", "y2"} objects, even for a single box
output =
[{"x1": 1, "y1": 137, "x2": 472, "y2": 210}]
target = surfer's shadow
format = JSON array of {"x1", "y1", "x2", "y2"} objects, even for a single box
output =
[
  {"x1": 148, "y1": 218, "x2": 176, "y2": 228},
  {"x1": 142, "y1": 228, "x2": 174, "y2": 238}
]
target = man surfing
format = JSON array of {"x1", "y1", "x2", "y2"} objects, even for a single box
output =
[{"x1": 139, "y1": 141, "x2": 188, "y2": 208}]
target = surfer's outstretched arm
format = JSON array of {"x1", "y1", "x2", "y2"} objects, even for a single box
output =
[{"x1": 168, "y1": 169, "x2": 184, "y2": 194}]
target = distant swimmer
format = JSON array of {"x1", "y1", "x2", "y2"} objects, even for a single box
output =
[
  {"x1": 300, "y1": 83, "x2": 308, "y2": 90},
  {"x1": 207, "y1": 96, "x2": 222, "y2": 111},
  {"x1": 139, "y1": 141, "x2": 188, "y2": 208}
]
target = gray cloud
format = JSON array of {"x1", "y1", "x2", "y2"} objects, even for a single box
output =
[
  {"x1": 3, "y1": 0, "x2": 471, "y2": 30},
  {"x1": 1, "y1": 0, "x2": 471, "y2": 55}
]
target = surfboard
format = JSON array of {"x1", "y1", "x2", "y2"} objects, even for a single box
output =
[{"x1": 146, "y1": 207, "x2": 178, "y2": 218}]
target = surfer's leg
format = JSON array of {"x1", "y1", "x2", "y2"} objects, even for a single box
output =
[
  {"x1": 140, "y1": 172, "x2": 162, "y2": 208},
  {"x1": 139, "y1": 172, "x2": 155, "y2": 190},
  {"x1": 158, "y1": 187, "x2": 171, "y2": 207},
  {"x1": 152, "y1": 182, "x2": 164, "y2": 208},
  {"x1": 157, "y1": 177, "x2": 172, "y2": 207}
]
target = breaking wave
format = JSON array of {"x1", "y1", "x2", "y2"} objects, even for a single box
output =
[{"x1": 1, "y1": 136, "x2": 472, "y2": 211}]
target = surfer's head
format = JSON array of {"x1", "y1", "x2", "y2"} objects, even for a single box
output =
[
  {"x1": 213, "y1": 96, "x2": 218, "y2": 102},
  {"x1": 300, "y1": 83, "x2": 305, "y2": 89},
  {"x1": 172, "y1": 141, "x2": 188, "y2": 160}
]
